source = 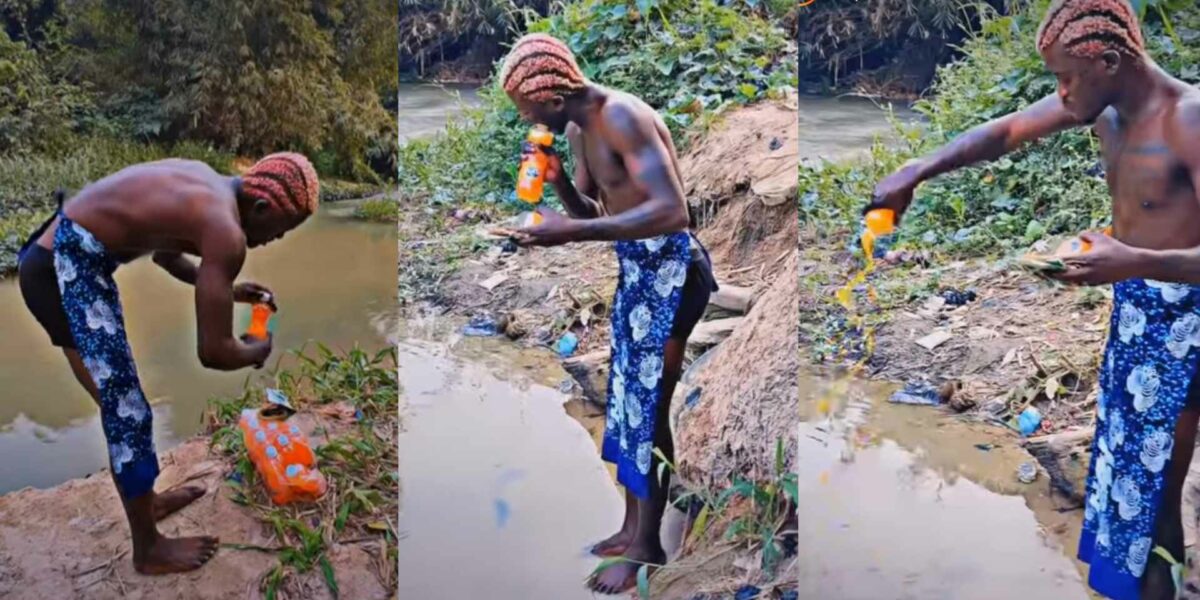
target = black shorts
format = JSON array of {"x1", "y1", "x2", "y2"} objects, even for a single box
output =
[
  {"x1": 670, "y1": 238, "x2": 718, "y2": 341},
  {"x1": 18, "y1": 244, "x2": 76, "y2": 349}
]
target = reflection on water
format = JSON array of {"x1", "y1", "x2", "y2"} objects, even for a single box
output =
[
  {"x1": 0, "y1": 209, "x2": 396, "y2": 493},
  {"x1": 398, "y1": 83, "x2": 482, "y2": 143},
  {"x1": 798, "y1": 95, "x2": 919, "y2": 164},
  {"x1": 397, "y1": 333, "x2": 621, "y2": 599},
  {"x1": 796, "y1": 373, "x2": 1091, "y2": 599}
]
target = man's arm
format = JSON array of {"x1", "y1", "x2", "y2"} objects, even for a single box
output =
[
  {"x1": 550, "y1": 124, "x2": 605, "y2": 219},
  {"x1": 873, "y1": 94, "x2": 1084, "y2": 215},
  {"x1": 152, "y1": 251, "x2": 198, "y2": 285},
  {"x1": 569, "y1": 103, "x2": 688, "y2": 242},
  {"x1": 913, "y1": 94, "x2": 1082, "y2": 181},
  {"x1": 193, "y1": 219, "x2": 269, "y2": 370}
]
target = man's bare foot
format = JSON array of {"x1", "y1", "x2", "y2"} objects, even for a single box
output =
[
  {"x1": 152, "y1": 485, "x2": 206, "y2": 521},
  {"x1": 587, "y1": 547, "x2": 665, "y2": 595},
  {"x1": 134, "y1": 534, "x2": 220, "y2": 575},
  {"x1": 590, "y1": 529, "x2": 635, "y2": 558}
]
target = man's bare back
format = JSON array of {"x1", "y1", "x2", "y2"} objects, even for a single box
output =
[
  {"x1": 1094, "y1": 85, "x2": 1200, "y2": 251},
  {"x1": 565, "y1": 90, "x2": 686, "y2": 217},
  {"x1": 35, "y1": 159, "x2": 242, "y2": 261}
]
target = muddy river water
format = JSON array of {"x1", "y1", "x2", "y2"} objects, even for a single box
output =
[
  {"x1": 0, "y1": 208, "x2": 396, "y2": 493},
  {"x1": 797, "y1": 95, "x2": 1094, "y2": 598}
]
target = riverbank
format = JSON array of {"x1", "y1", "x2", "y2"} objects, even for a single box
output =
[
  {"x1": 401, "y1": 97, "x2": 800, "y2": 597},
  {"x1": 0, "y1": 345, "x2": 398, "y2": 600}
]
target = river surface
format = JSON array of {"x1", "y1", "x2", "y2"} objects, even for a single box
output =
[
  {"x1": 796, "y1": 96, "x2": 1094, "y2": 597},
  {"x1": 395, "y1": 327, "x2": 624, "y2": 599},
  {"x1": 398, "y1": 82, "x2": 481, "y2": 144},
  {"x1": 0, "y1": 208, "x2": 396, "y2": 493}
]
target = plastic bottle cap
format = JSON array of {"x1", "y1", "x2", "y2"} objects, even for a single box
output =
[
  {"x1": 255, "y1": 430, "x2": 266, "y2": 443},
  {"x1": 278, "y1": 434, "x2": 290, "y2": 446},
  {"x1": 286, "y1": 464, "x2": 302, "y2": 478},
  {"x1": 265, "y1": 445, "x2": 278, "y2": 459}
]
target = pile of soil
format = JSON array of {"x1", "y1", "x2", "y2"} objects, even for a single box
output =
[
  {"x1": 674, "y1": 250, "x2": 800, "y2": 491},
  {"x1": 0, "y1": 414, "x2": 393, "y2": 600}
]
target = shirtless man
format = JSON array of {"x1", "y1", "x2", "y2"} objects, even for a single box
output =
[
  {"x1": 498, "y1": 34, "x2": 717, "y2": 594},
  {"x1": 16, "y1": 153, "x2": 319, "y2": 574},
  {"x1": 870, "y1": 2, "x2": 1200, "y2": 598}
]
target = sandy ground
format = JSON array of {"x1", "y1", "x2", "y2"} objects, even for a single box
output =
[{"x1": 0, "y1": 414, "x2": 393, "y2": 600}]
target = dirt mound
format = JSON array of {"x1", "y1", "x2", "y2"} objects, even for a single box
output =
[
  {"x1": 673, "y1": 250, "x2": 800, "y2": 491},
  {"x1": 0, "y1": 419, "x2": 392, "y2": 600},
  {"x1": 680, "y1": 95, "x2": 799, "y2": 209}
]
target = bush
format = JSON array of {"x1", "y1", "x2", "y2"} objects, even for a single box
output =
[
  {"x1": 399, "y1": 0, "x2": 795, "y2": 209},
  {"x1": 799, "y1": 0, "x2": 1200, "y2": 257}
]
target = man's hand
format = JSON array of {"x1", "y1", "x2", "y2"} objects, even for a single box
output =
[
  {"x1": 233, "y1": 282, "x2": 276, "y2": 311},
  {"x1": 511, "y1": 207, "x2": 580, "y2": 247},
  {"x1": 1052, "y1": 232, "x2": 1146, "y2": 286},
  {"x1": 239, "y1": 333, "x2": 273, "y2": 369},
  {"x1": 868, "y1": 159, "x2": 923, "y2": 222},
  {"x1": 524, "y1": 142, "x2": 564, "y2": 185}
]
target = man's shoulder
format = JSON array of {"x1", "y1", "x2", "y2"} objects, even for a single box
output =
[{"x1": 1165, "y1": 91, "x2": 1200, "y2": 160}]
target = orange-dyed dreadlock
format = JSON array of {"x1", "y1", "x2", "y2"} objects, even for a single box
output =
[
  {"x1": 499, "y1": 33, "x2": 588, "y2": 103},
  {"x1": 241, "y1": 153, "x2": 319, "y2": 217},
  {"x1": 1037, "y1": 0, "x2": 1145, "y2": 59}
]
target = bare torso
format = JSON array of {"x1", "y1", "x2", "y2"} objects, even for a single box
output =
[
  {"x1": 567, "y1": 90, "x2": 687, "y2": 217},
  {"x1": 35, "y1": 159, "x2": 240, "y2": 261},
  {"x1": 1094, "y1": 83, "x2": 1200, "y2": 251}
]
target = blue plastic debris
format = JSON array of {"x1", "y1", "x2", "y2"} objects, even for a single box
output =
[
  {"x1": 1018, "y1": 407, "x2": 1043, "y2": 436},
  {"x1": 556, "y1": 332, "x2": 579, "y2": 357},
  {"x1": 734, "y1": 585, "x2": 762, "y2": 600},
  {"x1": 888, "y1": 381, "x2": 941, "y2": 406},
  {"x1": 462, "y1": 315, "x2": 499, "y2": 337},
  {"x1": 493, "y1": 498, "x2": 511, "y2": 528}
]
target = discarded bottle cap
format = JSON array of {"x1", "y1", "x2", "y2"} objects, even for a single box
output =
[
  {"x1": 265, "y1": 445, "x2": 278, "y2": 460},
  {"x1": 255, "y1": 430, "x2": 266, "y2": 443},
  {"x1": 285, "y1": 464, "x2": 302, "y2": 478},
  {"x1": 278, "y1": 434, "x2": 290, "y2": 446},
  {"x1": 1017, "y1": 461, "x2": 1038, "y2": 484}
]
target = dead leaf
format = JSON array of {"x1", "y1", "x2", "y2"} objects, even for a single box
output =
[
  {"x1": 479, "y1": 273, "x2": 509, "y2": 291},
  {"x1": 1044, "y1": 375, "x2": 1061, "y2": 400},
  {"x1": 1002, "y1": 348, "x2": 1018, "y2": 366}
]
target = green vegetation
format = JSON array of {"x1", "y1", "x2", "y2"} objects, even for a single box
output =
[
  {"x1": 799, "y1": 0, "x2": 1200, "y2": 258},
  {"x1": 0, "y1": 1, "x2": 395, "y2": 274},
  {"x1": 399, "y1": 0, "x2": 795, "y2": 209},
  {"x1": 206, "y1": 344, "x2": 398, "y2": 599},
  {"x1": 354, "y1": 197, "x2": 399, "y2": 223}
]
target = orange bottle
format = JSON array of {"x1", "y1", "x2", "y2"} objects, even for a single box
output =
[
  {"x1": 238, "y1": 408, "x2": 327, "y2": 505},
  {"x1": 246, "y1": 303, "x2": 273, "y2": 340},
  {"x1": 516, "y1": 125, "x2": 554, "y2": 228},
  {"x1": 861, "y1": 208, "x2": 896, "y2": 259}
]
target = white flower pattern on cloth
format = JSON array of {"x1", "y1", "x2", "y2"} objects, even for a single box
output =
[
  {"x1": 83, "y1": 357, "x2": 112, "y2": 388},
  {"x1": 642, "y1": 236, "x2": 667, "y2": 253},
  {"x1": 1112, "y1": 476, "x2": 1142, "y2": 521},
  {"x1": 1147, "y1": 280, "x2": 1190, "y2": 304},
  {"x1": 116, "y1": 389, "x2": 148, "y2": 422},
  {"x1": 1098, "y1": 514, "x2": 1111, "y2": 548},
  {"x1": 608, "y1": 370, "x2": 626, "y2": 428},
  {"x1": 73, "y1": 223, "x2": 104, "y2": 254},
  {"x1": 1139, "y1": 430, "x2": 1173, "y2": 473},
  {"x1": 1167, "y1": 313, "x2": 1200, "y2": 359},
  {"x1": 55, "y1": 254, "x2": 77, "y2": 287},
  {"x1": 1107, "y1": 409, "x2": 1125, "y2": 449},
  {"x1": 639, "y1": 355, "x2": 663, "y2": 390},
  {"x1": 95, "y1": 275, "x2": 108, "y2": 290},
  {"x1": 1126, "y1": 364, "x2": 1161, "y2": 412},
  {"x1": 1117, "y1": 303, "x2": 1145, "y2": 343},
  {"x1": 652, "y1": 260, "x2": 687, "y2": 298},
  {"x1": 109, "y1": 442, "x2": 133, "y2": 474},
  {"x1": 626, "y1": 387, "x2": 644, "y2": 428},
  {"x1": 85, "y1": 300, "x2": 118, "y2": 334},
  {"x1": 636, "y1": 442, "x2": 653, "y2": 474},
  {"x1": 630, "y1": 304, "x2": 652, "y2": 342},
  {"x1": 622, "y1": 259, "x2": 641, "y2": 288},
  {"x1": 1127, "y1": 537, "x2": 1152, "y2": 577}
]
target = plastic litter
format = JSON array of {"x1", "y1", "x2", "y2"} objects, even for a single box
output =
[
  {"x1": 556, "y1": 332, "x2": 579, "y2": 357},
  {"x1": 1017, "y1": 461, "x2": 1038, "y2": 484},
  {"x1": 1017, "y1": 407, "x2": 1042, "y2": 436},
  {"x1": 888, "y1": 381, "x2": 942, "y2": 406},
  {"x1": 462, "y1": 315, "x2": 499, "y2": 337}
]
